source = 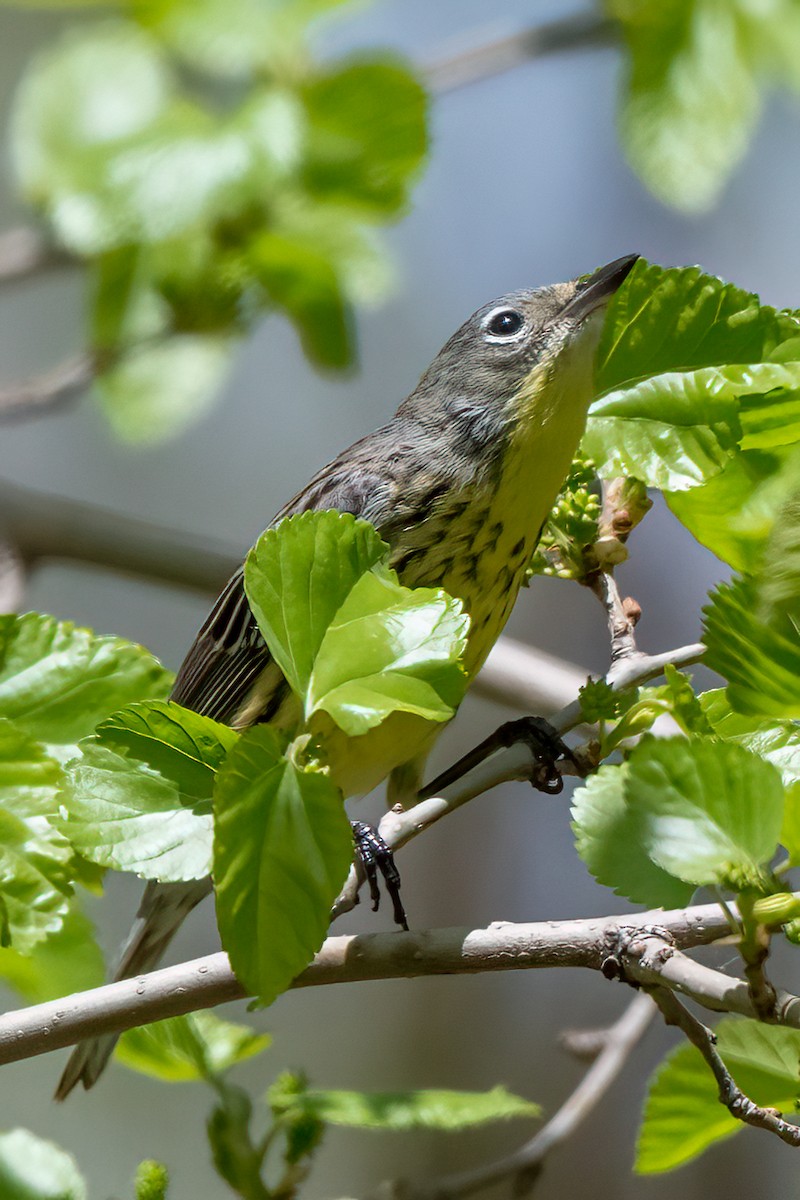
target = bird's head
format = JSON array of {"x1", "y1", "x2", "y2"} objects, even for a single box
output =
[{"x1": 401, "y1": 254, "x2": 638, "y2": 447}]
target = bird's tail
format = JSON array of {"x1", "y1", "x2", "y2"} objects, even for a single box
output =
[{"x1": 54, "y1": 877, "x2": 212, "y2": 1100}]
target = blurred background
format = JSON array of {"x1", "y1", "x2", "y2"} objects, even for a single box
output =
[{"x1": 0, "y1": 0, "x2": 799, "y2": 1196}]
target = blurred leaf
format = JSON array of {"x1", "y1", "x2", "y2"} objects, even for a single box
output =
[
  {"x1": 11, "y1": 22, "x2": 172, "y2": 212},
  {"x1": 637, "y1": 1019, "x2": 800, "y2": 1172},
  {"x1": 704, "y1": 576, "x2": 800, "y2": 719},
  {"x1": 61, "y1": 737, "x2": 213, "y2": 881},
  {"x1": 244, "y1": 511, "x2": 387, "y2": 700},
  {"x1": 138, "y1": 0, "x2": 352, "y2": 78},
  {"x1": 269, "y1": 1082, "x2": 540, "y2": 1131},
  {"x1": 0, "y1": 906, "x2": 103, "y2": 1002},
  {"x1": 615, "y1": 0, "x2": 760, "y2": 213},
  {"x1": 134, "y1": 1161, "x2": 169, "y2": 1200},
  {"x1": 0, "y1": 1129, "x2": 87, "y2": 1200},
  {"x1": 95, "y1": 334, "x2": 235, "y2": 443},
  {"x1": 302, "y1": 59, "x2": 427, "y2": 214},
  {"x1": 213, "y1": 725, "x2": 352, "y2": 1005},
  {"x1": 0, "y1": 613, "x2": 170, "y2": 752},
  {"x1": 117, "y1": 1010, "x2": 270, "y2": 1082},
  {"x1": 625, "y1": 737, "x2": 784, "y2": 886},
  {"x1": 308, "y1": 569, "x2": 469, "y2": 736},
  {"x1": 572, "y1": 762, "x2": 695, "y2": 908},
  {"x1": 247, "y1": 232, "x2": 353, "y2": 368}
]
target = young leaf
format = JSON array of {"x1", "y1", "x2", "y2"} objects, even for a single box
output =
[
  {"x1": 213, "y1": 725, "x2": 353, "y2": 1004},
  {"x1": 0, "y1": 1128, "x2": 87, "y2": 1200},
  {"x1": 61, "y1": 739, "x2": 214, "y2": 882},
  {"x1": 268, "y1": 1082, "x2": 540, "y2": 1132},
  {"x1": 571, "y1": 763, "x2": 694, "y2": 909},
  {"x1": 135, "y1": 1160, "x2": 169, "y2": 1200},
  {"x1": 625, "y1": 737, "x2": 784, "y2": 887},
  {"x1": 0, "y1": 613, "x2": 170, "y2": 752},
  {"x1": 307, "y1": 569, "x2": 469, "y2": 736},
  {"x1": 244, "y1": 510, "x2": 387, "y2": 699},
  {"x1": 637, "y1": 1019, "x2": 800, "y2": 1172},
  {"x1": 116, "y1": 1011, "x2": 270, "y2": 1082}
]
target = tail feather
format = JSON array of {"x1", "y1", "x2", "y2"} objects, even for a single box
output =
[{"x1": 55, "y1": 877, "x2": 212, "y2": 1100}]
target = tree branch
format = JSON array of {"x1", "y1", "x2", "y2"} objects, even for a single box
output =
[
  {"x1": 648, "y1": 984, "x2": 800, "y2": 1148},
  {"x1": 425, "y1": 11, "x2": 619, "y2": 94},
  {"x1": 0, "y1": 226, "x2": 72, "y2": 284},
  {"x1": 0, "y1": 902, "x2": 784, "y2": 1069},
  {"x1": 0, "y1": 353, "x2": 94, "y2": 420},
  {"x1": 399, "y1": 993, "x2": 655, "y2": 1199}
]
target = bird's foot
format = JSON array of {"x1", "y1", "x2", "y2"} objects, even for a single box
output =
[
  {"x1": 351, "y1": 821, "x2": 408, "y2": 931},
  {"x1": 493, "y1": 715, "x2": 582, "y2": 794}
]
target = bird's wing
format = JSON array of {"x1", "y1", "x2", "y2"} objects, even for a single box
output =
[{"x1": 170, "y1": 568, "x2": 274, "y2": 723}]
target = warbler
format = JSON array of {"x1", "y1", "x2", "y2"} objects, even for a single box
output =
[{"x1": 56, "y1": 253, "x2": 638, "y2": 1099}]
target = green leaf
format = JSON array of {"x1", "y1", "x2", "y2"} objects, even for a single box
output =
[
  {"x1": 625, "y1": 737, "x2": 784, "y2": 886},
  {"x1": 572, "y1": 762, "x2": 695, "y2": 908},
  {"x1": 666, "y1": 447, "x2": 790, "y2": 570},
  {"x1": 269, "y1": 1082, "x2": 540, "y2": 1132},
  {"x1": 585, "y1": 365, "x2": 747, "y2": 491},
  {"x1": 116, "y1": 1010, "x2": 270, "y2": 1082},
  {"x1": 134, "y1": 1161, "x2": 169, "y2": 1200},
  {"x1": 637, "y1": 1019, "x2": 800, "y2": 1172},
  {"x1": 308, "y1": 570, "x2": 469, "y2": 736},
  {"x1": 0, "y1": 906, "x2": 103, "y2": 1002},
  {"x1": 95, "y1": 334, "x2": 235, "y2": 444},
  {"x1": 243, "y1": 511, "x2": 387, "y2": 699},
  {"x1": 302, "y1": 59, "x2": 427, "y2": 214},
  {"x1": 704, "y1": 577, "x2": 800, "y2": 719},
  {"x1": 596, "y1": 260, "x2": 799, "y2": 396},
  {"x1": 98, "y1": 700, "x2": 238, "y2": 794},
  {"x1": 0, "y1": 720, "x2": 73, "y2": 952},
  {"x1": 0, "y1": 613, "x2": 170, "y2": 753},
  {"x1": 700, "y1": 689, "x2": 800, "y2": 789},
  {"x1": 247, "y1": 232, "x2": 353, "y2": 368},
  {"x1": 61, "y1": 737, "x2": 214, "y2": 882},
  {"x1": 213, "y1": 725, "x2": 352, "y2": 1004},
  {"x1": 0, "y1": 1128, "x2": 87, "y2": 1200}
]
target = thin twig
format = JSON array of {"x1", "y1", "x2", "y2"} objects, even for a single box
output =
[
  {"x1": 0, "y1": 227, "x2": 72, "y2": 284},
  {"x1": 402, "y1": 993, "x2": 655, "y2": 1199},
  {"x1": 0, "y1": 353, "x2": 94, "y2": 419},
  {"x1": 590, "y1": 570, "x2": 639, "y2": 666},
  {"x1": 0, "y1": 902, "x2": 786, "y2": 1069},
  {"x1": 425, "y1": 12, "x2": 618, "y2": 93},
  {"x1": 648, "y1": 985, "x2": 800, "y2": 1148}
]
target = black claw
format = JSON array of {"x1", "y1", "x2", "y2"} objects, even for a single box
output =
[
  {"x1": 496, "y1": 716, "x2": 578, "y2": 794},
  {"x1": 351, "y1": 821, "x2": 409, "y2": 931}
]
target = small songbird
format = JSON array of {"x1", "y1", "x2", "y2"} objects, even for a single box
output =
[{"x1": 56, "y1": 253, "x2": 638, "y2": 1098}]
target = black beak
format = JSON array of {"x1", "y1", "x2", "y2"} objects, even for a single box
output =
[{"x1": 561, "y1": 254, "x2": 639, "y2": 321}]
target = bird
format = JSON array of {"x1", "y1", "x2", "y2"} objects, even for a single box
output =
[{"x1": 56, "y1": 252, "x2": 638, "y2": 1099}]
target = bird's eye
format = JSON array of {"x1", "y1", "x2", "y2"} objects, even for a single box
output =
[{"x1": 485, "y1": 308, "x2": 524, "y2": 338}]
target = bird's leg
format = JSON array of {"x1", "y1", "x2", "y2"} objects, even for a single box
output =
[
  {"x1": 419, "y1": 716, "x2": 586, "y2": 802},
  {"x1": 350, "y1": 820, "x2": 409, "y2": 931}
]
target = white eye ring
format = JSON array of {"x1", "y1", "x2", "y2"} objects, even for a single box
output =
[{"x1": 483, "y1": 306, "x2": 526, "y2": 342}]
